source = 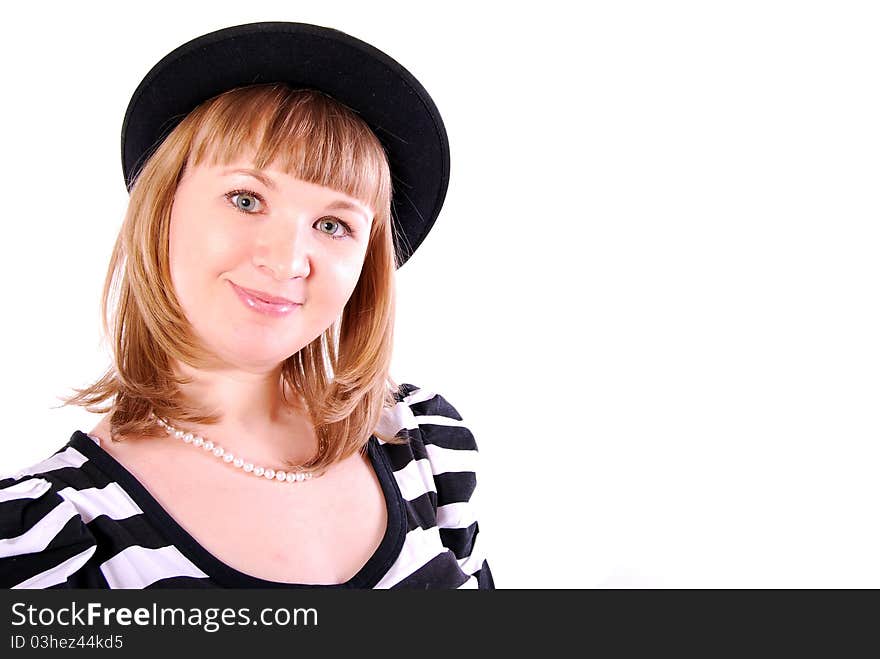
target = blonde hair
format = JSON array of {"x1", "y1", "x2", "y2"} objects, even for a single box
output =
[{"x1": 57, "y1": 83, "x2": 410, "y2": 477}]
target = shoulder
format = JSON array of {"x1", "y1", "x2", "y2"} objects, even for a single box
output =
[
  {"x1": 380, "y1": 383, "x2": 482, "y2": 497},
  {"x1": 0, "y1": 446, "x2": 99, "y2": 588},
  {"x1": 388, "y1": 382, "x2": 480, "y2": 450}
]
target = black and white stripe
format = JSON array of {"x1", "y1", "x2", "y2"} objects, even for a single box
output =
[{"x1": 0, "y1": 384, "x2": 494, "y2": 589}]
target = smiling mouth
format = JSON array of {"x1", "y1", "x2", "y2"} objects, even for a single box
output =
[
  {"x1": 229, "y1": 281, "x2": 302, "y2": 317},
  {"x1": 229, "y1": 281, "x2": 302, "y2": 305}
]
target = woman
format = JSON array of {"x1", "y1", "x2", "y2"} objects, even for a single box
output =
[{"x1": 0, "y1": 22, "x2": 494, "y2": 589}]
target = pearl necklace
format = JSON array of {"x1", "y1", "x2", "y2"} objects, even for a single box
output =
[{"x1": 150, "y1": 413, "x2": 315, "y2": 484}]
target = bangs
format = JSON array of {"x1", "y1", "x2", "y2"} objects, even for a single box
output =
[{"x1": 185, "y1": 84, "x2": 391, "y2": 219}]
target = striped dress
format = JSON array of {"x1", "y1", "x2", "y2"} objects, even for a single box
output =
[{"x1": 0, "y1": 384, "x2": 494, "y2": 589}]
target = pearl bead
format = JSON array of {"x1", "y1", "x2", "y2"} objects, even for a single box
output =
[{"x1": 155, "y1": 414, "x2": 314, "y2": 484}]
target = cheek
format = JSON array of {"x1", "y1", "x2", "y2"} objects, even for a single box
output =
[
  {"x1": 326, "y1": 254, "x2": 367, "y2": 302},
  {"x1": 302, "y1": 255, "x2": 366, "y2": 328},
  {"x1": 169, "y1": 212, "x2": 247, "y2": 305}
]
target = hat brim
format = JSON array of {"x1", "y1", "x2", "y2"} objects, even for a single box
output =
[{"x1": 121, "y1": 21, "x2": 450, "y2": 269}]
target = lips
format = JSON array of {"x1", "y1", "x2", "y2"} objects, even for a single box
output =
[{"x1": 230, "y1": 282, "x2": 301, "y2": 305}]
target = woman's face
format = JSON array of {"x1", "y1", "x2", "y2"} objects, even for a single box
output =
[{"x1": 168, "y1": 155, "x2": 374, "y2": 370}]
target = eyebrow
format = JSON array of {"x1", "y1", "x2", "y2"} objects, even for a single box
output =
[{"x1": 222, "y1": 167, "x2": 370, "y2": 221}]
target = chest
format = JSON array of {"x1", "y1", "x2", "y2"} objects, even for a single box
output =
[{"x1": 110, "y1": 440, "x2": 389, "y2": 585}]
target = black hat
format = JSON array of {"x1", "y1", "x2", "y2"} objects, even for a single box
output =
[{"x1": 121, "y1": 21, "x2": 450, "y2": 269}]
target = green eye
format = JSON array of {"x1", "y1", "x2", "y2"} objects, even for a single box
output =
[
  {"x1": 226, "y1": 190, "x2": 262, "y2": 213},
  {"x1": 319, "y1": 218, "x2": 339, "y2": 234},
  {"x1": 317, "y1": 217, "x2": 355, "y2": 241}
]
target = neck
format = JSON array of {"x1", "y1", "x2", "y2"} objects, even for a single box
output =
[{"x1": 160, "y1": 361, "x2": 317, "y2": 467}]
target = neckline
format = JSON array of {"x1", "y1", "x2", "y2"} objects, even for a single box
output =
[{"x1": 69, "y1": 430, "x2": 406, "y2": 589}]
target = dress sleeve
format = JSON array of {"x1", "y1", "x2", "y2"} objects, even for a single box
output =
[
  {"x1": 0, "y1": 476, "x2": 97, "y2": 589},
  {"x1": 407, "y1": 387, "x2": 496, "y2": 589}
]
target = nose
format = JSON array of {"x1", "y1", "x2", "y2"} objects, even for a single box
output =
[{"x1": 252, "y1": 219, "x2": 311, "y2": 280}]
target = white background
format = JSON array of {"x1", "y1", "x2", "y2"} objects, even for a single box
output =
[{"x1": 1, "y1": 1, "x2": 878, "y2": 588}]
